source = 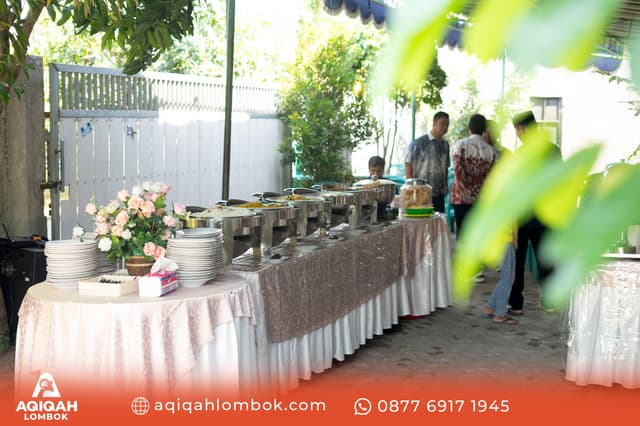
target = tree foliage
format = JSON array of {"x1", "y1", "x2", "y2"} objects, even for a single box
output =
[
  {"x1": 379, "y1": 0, "x2": 640, "y2": 308},
  {"x1": 279, "y1": 33, "x2": 378, "y2": 186},
  {"x1": 374, "y1": 56, "x2": 447, "y2": 172},
  {"x1": 0, "y1": 0, "x2": 196, "y2": 111}
]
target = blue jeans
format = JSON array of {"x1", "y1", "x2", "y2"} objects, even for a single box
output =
[{"x1": 486, "y1": 243, "x2": 516, "y2": 317}]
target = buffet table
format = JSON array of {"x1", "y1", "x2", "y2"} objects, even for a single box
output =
[
  {"x1": 396, "y1": 215, "x2": 452, "y2": 315},
  {"x1": 15, "y1": 215, "x2": 452, "y2": 395},
  {"x1": 229, "y1": 215, "x2": 451, "y2": 392},
  {"x1": 565, "y1": 259, "x2": 640, "y2": 388}
]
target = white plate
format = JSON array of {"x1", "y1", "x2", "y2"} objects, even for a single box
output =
[
  {"x1": 602, "y1": 253, "x2": 640, "y2": 260},
  {"x1": 176, "y1": 228, "x2": 222, "y2": 238}
]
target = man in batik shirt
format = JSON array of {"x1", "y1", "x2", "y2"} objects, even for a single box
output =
[
  {"x1": 404, "y1": 111, "x2": 450, "y2": 213},
  {"x1": 450, "y1": 113, "x2": 496, "y2": 238}
]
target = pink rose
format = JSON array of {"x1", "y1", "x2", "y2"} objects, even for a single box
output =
[
  {"x1": 161, "y1": 183, "x2": 171, "y2": 194},
  {"x1": 95, "y1": 213, "x2": 107, "y2": 223},
  {"x1": 117, "y1": 189, "x2": 129, "y2": 202},
  {"x1": 143, "y1": 242, "x2": 156, "y2": 257},
  {"x1": 153, "y1": 246, "x2": 166, "y2": 260},
  {"x1": 141, "y1": 200, "x2": 155, "y2": 218},
  {"x1": 128, "y1": 195, "x2": 143, "y2": 210},
  {"x1": 111, "y1": 225, "x2": 123, "y2": 237},
  {"x1": 162, "y1": 215, "x2": 177, "y2": 227},
  {"x1": 96, "y1": 222, "x2": 110, "y2": 235},
  {"x1": 173, "y1": 202, "x2": 186, "y2": 216},
  {"x1": 115, "y1": 210, "x2": 129, "y2": 226},
  {"x1": 85, "y1": 203, "x2": 97, "y2": 215},
  {"x1": 162, "y1": 230, "x2": 171, "y2": 240}
]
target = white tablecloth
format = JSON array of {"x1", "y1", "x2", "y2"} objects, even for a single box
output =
[
  {"x1": 15, "y1": 272, "x2": 256, "y2": 396},
  {"x1": 565, "y1": 260, "x2": 640, "y2": 388},
  {"x1": 396, "y1": 214, "x2": 452, "y2": 315}
]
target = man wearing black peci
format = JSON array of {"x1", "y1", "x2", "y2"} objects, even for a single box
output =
[{"x1": 507, "y1": 111, "x2": 562, "y2": 315}]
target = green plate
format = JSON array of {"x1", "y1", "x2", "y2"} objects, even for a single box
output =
[{"x1": 405, "y1": 206, "x2": 434, "y2": 215}]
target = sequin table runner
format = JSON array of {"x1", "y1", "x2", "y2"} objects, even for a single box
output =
[{"x1": 234, "y1": 223, "x2": 404, "y2": 343}]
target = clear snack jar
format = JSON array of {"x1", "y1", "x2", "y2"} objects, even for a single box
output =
[{"x1": 400, "y1": 178, "x2": 432, "y2": 208}]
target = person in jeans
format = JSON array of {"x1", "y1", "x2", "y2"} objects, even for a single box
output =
[
  {"x1": 404, "y1": 111, "x2": 450, "y2": 213},
  {"x1": 483, "y1": 226, "x2": 518, "y2": 324}
]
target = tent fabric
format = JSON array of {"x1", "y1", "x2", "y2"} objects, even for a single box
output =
[
  {"x1": 323, "y1": 0, "x2": 389, "y2": 28},
  {"x1": 440, "y1": 21, "x2": 624, "y2": 73}
]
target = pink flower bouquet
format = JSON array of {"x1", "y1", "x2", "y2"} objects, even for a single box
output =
[{"x1": 86, "y1": 182, "x2": 187, "y2": 262}]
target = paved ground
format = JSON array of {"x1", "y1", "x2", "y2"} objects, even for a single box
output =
[{"x1": 297, "y1": 268, "x2": 574, "y2": 391}]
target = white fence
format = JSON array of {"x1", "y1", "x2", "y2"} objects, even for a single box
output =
[{"x1": 50, "y1": 64, "x2": 287, "y2": 239}]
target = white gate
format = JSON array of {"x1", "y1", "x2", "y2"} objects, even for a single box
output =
[{"x1": 49, "y1": 64, "x2": 287, "y2": 239}]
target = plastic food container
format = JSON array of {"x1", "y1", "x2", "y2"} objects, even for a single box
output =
[{"x1": 400, "y1": 178, "x2": 432, "y2": 209}]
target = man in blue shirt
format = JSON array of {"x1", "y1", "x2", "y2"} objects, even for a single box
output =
[{"x1": 404, "y1": 111, "x2": 450, "y2": 213}]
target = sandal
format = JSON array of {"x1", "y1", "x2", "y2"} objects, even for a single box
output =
[
  {"x1": 482, "y1": 307, "x2": 495, "y2": 318},
  {"x1": 507, "y1": 308, "x2": 524, "y2": 316},
  {"x1": 493, "y1": 316, "x2": 518, "y2": 325}
]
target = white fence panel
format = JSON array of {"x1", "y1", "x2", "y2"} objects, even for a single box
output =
[
  {"x1": 108, "y1": 118, "x2": 125, "y2": 203},
  {"x1": 137, "y1": 119, "x2": 154, "y2": 183},
  {"x1": 50, "y1": 64, "x2": 286, "y2": 238}
]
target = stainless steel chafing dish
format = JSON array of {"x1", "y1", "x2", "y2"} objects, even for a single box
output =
[
  {"x1": 345, "y1": 186, "x2": 379, "y2": 225},
  {"x1": 352, "y1": 176, "x2": 397, "y2": 206},
  {"x1": 290, "y1": 188, "x2": 359, "y2": 230},
  {"x1": 186, "y1": 206, "x2": 263, "y2": 265},
  {"x1": 228, "y1": 201, "x2": 300, "y2": 255},
  {"x1": 264, "y1": 193, "x2": 331, "y2": 237}
]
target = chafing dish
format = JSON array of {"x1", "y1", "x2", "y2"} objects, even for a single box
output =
[
  {"x1": 229, "y1": 201, "x2": 300, "y2": 255},
  {"x1": 265, "y1": 194, "x2": 331, "y2": 237},
  {"x1": 186, "y1": 206, "x2": 263, "y2": 265},
  {"x1": 345, "y1": 186, "x2": 379, "y2": 226},
  {"x1": 290, "y1": 188, "x2": 359, "y2": 230},
  {"x1": 352, "y1": 176, "x2": 397, "y2": 206}
]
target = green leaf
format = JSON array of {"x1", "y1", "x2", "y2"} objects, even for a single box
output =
[
  {"x1": 465, "y1": 0, "x2": 534, "y2": 62},
  {"x1": 376, "y1": 0, "x2": 468, "y2": 94},
  {"x1": 533, "y1": 145, "x2": 600, "y2": 228},
  {"x1": 542, "y1": 164, "x2": 640, "y2": 306},
  {"x1": 507, "y1": 0, "x2": 623, "y2": 71},
  {"x1": 452, "y1": 141, "x2": 600, "y2": 302}
]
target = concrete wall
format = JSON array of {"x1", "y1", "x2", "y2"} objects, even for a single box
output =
[{"x1": 0, "y1": 57, "x2": 46, "y2": 238}]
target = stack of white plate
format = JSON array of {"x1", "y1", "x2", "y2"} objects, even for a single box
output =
[
  {"x1": 95, "y1": 247, "x2": 117, "y2": 274},
  {"x1": 167, "y1": 229, "x2": 224, "y2": 287},
  {"x1": 45, "y1": 240, "x2": 98, "y2": 289}
]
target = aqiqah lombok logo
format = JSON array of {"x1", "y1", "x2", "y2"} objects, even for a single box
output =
[
  {"x1": 16, "y1": 372, "x2": 79, "y2": 421},
  {"x1": 31, "y1": 372, "x2": 61, "y2": 398}
]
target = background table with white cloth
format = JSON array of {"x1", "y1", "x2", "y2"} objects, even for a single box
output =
[{"x1": 565, "y1": 259, "x2": 640, "y2": 388}]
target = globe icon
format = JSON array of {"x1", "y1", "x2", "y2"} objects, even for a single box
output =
[{"x1": 131, "y1": 396, "x2": 150, "y2": 416}]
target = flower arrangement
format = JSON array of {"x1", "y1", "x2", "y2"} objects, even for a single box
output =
[{"x1": 85, "y1": 182, "x2": 187, "y2": 263}]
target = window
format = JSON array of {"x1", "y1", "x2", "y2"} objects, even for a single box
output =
[{"x1": 531, "y1": 97, "x2": 562, "y2": 147}]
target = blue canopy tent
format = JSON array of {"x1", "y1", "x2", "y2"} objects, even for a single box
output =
[
  {"x1": 323, "y1": 0, "x2": 390, "y2": 27},
  {"x1": 441, "y1": 19, "x2": 626, "y2": 73}
]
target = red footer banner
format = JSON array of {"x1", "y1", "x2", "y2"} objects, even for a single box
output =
[{"x1": 2, "y1": 374, "x2": 638, "y2": 425}]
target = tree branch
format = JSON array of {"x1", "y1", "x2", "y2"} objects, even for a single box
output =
[{"x1": 0, "y1": 4, "x2": 44, "y2": 115}]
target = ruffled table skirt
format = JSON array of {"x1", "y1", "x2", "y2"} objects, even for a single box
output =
[{"x1": 565, "y1": 260, "x2": 640, "y2": 388}]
